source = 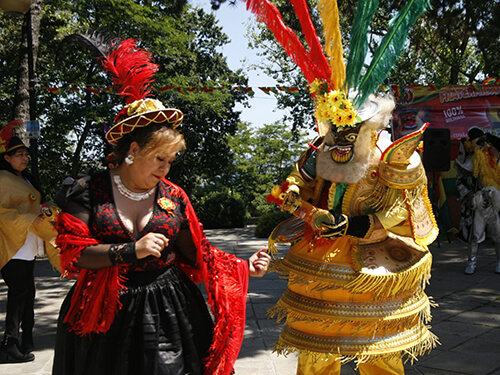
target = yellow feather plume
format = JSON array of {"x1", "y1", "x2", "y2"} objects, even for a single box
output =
[{"x1": 318, "y1": 0, "x2": 346, "y2": 91}]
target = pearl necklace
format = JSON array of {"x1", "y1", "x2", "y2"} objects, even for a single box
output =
[{"x1": 112, "y1": 175, "x2": 156, "y2": 201}]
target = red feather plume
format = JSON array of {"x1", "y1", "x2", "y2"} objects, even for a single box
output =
[
  {"x1": 101, "y1": 39, "x2": 158, "y2": 104},
  {"x1": 289, "y1": 0, "x2": 332, "y2": 85},
  {"x1": 245, "y1": 0, "x2": 331, "y2": 86}
]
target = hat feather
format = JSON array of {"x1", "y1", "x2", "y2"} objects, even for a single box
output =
[{"x1": 101, "y1": 39, "x2": 158, "y2": 104}]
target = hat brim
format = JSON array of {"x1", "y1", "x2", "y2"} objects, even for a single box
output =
[
  {"x1": 105, "y1": 108, "x2": 183, "y2": 145},
  {"x1": 6, "y1": 143, "x2": 27, "y2": 153}
]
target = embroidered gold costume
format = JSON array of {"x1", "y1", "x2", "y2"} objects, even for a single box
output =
[
  {"x1": 268, "y1": 126, "x2": 439, "y2": 368},
  {"x1": 241, "y1": 0, "x2": 435, "y2": 371}
]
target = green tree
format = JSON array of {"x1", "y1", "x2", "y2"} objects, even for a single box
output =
[
  {"x1": 224, "y1": 121, "x2": 306, "y2": 216},
  {"x1": 1, "y1": 0, "x2": 248, "y2": 199}
]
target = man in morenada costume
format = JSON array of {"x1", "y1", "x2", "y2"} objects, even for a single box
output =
[{"x1": 242, "y1": 0, "x2": 440, "y2": 373}]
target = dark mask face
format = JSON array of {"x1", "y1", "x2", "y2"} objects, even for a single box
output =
[{"x1": 322, "y1": 124, "x2": 362, "y2": 164}]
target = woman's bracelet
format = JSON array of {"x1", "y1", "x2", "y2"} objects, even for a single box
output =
[{"x1": 108, "y1": 242, "x2": 137, "y2": 265}]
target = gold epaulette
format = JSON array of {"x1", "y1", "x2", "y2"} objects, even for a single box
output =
[
  {"x1": 378, "y1": 123, "x2": 428, "y2": 189},
  {"x1": 370, "y1": 124, "x2": 438, "y2": 246},
  {"x1": 378, "y1": 161, "x2": 426, "y2": 190}
]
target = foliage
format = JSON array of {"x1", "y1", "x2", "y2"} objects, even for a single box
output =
[
  {"x1": 195, "y1": 189, "x2": 247, "y2": 229},
  {"x1": 387, "y1": 0, "x2": 500, "y2": 85},
  {"x1": 1, "y1": 0, "x2": 247, "y2": 199},
  {"x1": 254, "y1": 208, "x2": 290, "y2": 238},
  {"x1": 224, "y1": 121, "x2": 307, "y2": 217},
  {"x1": 0, "y1": 14, "x2": 24, "y2": 122}
]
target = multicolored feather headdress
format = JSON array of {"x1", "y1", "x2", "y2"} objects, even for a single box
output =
[
  {"x1": 101, "y1": 39, "x2": 183, "y2": 145},
  {"x1": 243, "y1": 0, "x2": 431, "y2": 129}
]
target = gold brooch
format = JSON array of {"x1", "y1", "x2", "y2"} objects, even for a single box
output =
[{"x1": 157, "y1": 197, "x2": 176, "y2": 215}]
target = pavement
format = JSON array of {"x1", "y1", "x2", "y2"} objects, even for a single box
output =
[{"x1": 1, "y1": 227, "x2": 499, "y2": 375}]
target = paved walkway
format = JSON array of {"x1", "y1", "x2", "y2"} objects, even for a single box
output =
[{"x1": 1, "y1": 227, "x2": 499, "y2": 375}]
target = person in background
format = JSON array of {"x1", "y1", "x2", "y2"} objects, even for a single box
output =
[
  {"x1": 462, "y1": 129, "x2": 500, "y2": 274},
  {"x1": 455, "y1": 127, "x2": 483, "y2": 250},
  {"x1": 0, "y1": 122, "x2": 59, "y2": 363},
  {"x1": 52, "y1": 39, "x2": 270, "y2": 375}
]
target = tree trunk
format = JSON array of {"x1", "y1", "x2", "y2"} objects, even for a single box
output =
[
  {"x1": 11, "y1": 0, "x2": 43, "y2": 183},
  {"x1": 12, "y1": 0, "x2": 42, "y2": 124}
]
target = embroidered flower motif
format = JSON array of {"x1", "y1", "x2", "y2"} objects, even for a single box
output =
[{"x1": 157, "y1": 197, "x2": 176, "y2": 215}]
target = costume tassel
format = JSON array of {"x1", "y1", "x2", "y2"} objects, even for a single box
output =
[{"x1": 345, "y1": 252, "x2": 432, "y2": 299}]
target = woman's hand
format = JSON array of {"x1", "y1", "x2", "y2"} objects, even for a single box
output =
[
  {"x1": 248, "y1": 248, "x2": 271, "y2": 277},
  {"x1": 135, "y1": 232, "x2": 169, "y2": 259}
]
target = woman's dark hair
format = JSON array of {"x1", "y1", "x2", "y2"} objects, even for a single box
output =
[
  {"x1": 468, "y1": 127, "x2": 484, "y2": 141},
  {"x1": 0, "y1": 146, "x2": 42, "y2": 195},
  {"x1": 0, "y1": 145, "x2": 28, "y2": 174},
  {"x1": 485, "y1": 133, "x2": 500, "y2": 152}
]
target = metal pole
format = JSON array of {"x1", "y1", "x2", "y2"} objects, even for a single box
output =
[{"x1": 26, "y1": 8, "x2": 39, "y2": 182}]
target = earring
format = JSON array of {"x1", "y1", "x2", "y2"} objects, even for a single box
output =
[{"x1": 124, "y1": 154, "x2": 134, "y2": 165}]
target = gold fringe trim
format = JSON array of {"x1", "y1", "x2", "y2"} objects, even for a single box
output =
[
  {"x1": 269, "y1": 261, "x2": 347, "y2": 293},
  {"x1": 273, "y1": 330, "x2": 439, "y2": 366},
  {"x1": 344, "y1": 252, "x2": 432, "y2": 300},
  {"x1": 269, "y1": 251, "x2": 355, "y2": 288},
  {"x1": 268, "y1": 294, "x2": 433, "y2": 328},
  {"x1": 268, "y1": 306, "x2": 433, "y2": 335}
]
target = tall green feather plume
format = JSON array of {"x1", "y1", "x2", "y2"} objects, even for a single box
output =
[
  {"x1": 355, "y1": 0, "x2": 431, "y2": 106},
  {"x1": 345, "y1": 0, "x2": 380, "y2": 92}
]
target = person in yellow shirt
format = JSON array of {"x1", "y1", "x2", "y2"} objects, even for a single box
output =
[{"x1": 0, "y1": 125, "x2": 58, "y2": 363}]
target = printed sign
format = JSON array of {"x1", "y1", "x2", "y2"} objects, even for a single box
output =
[
  {"x1": 392, "y1": 85, "x2": 500, "y2": 140},
  {"x1": 26, "y1": 120, "x2": 40, "y2": 139}
]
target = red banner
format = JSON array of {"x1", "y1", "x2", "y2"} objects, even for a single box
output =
[{"x1": 392, "y1": 84, "x2": 500, "y2": 140}]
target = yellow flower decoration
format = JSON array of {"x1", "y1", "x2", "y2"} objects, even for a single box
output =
[
  {"x1": 328, "y1": 91, "x2": 343, "y2": 105},
  {"x1": 314, "y1": 89, "x2": 360, "y2": 129},
  {"x1": 157, "y1": 197, "x2": 176, "y2": 215}
]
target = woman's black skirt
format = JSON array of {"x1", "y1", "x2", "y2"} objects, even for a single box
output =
[{"x1": 52, "y1": 265, "x2": 214, "y2": 375}]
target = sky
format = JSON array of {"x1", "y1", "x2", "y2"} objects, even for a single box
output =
[{"x1": 189, "y1": 0, "x2": 288, "y2": 128}]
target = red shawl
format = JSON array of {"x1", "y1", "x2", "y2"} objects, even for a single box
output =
[{"x1": 55, "y1": 187, "x2": 249, "y2": 375}]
